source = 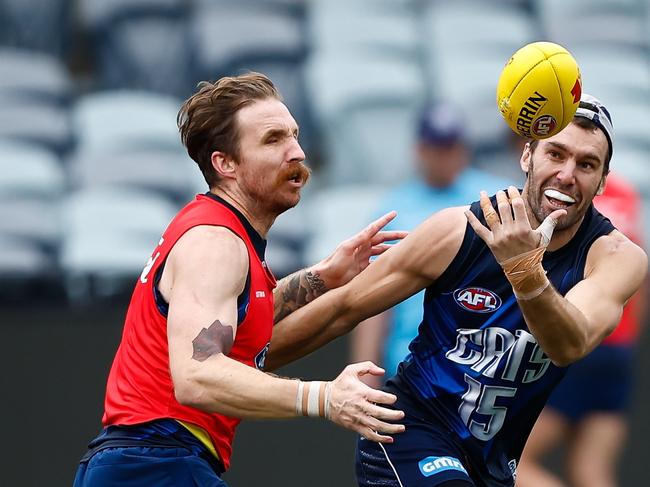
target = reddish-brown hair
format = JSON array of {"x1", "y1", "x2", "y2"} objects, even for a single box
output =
[{"x1": 177, "y1": 72, "x2": 281, "y2": 187}]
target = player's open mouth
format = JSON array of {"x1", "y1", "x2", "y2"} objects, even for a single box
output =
[
  {"x1": 544, "y1": 189, "x2": 576, "y2": 209},
  {"x1": 288, "y1": 173, "x2": 303, "y2": 187}
]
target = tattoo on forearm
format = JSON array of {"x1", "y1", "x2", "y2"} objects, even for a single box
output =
[
  {"x1": 191, "y1": 319, "x2": 234, "y2": 362},
  {"x1": 273, "y1": 270, "x2": 329, "y2": 322},
  {"x1": 305, "y1": 271, "x2": 327, "y2": 297}
]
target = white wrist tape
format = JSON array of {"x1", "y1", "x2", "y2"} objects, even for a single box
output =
[
  {"x1": 295, "y1": 381, "x2": 305, "y2": 416},
  {"x1": 307, "y1": 381, "x2": 323, "y2": 417},
  {"x1": 295, "y1": 380, "x2": 330, "y2": 418}
]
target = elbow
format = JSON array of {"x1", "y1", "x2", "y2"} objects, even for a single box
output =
[
  {"x1": 549, "y1": 354, "x2": 577, "y2": 368},
  {"x1": 173, "y1": 378, "x2": 205, "y2": 409},
  {"x1": 172, "y1": 371, "x2": 213, "y2": 411},
  {"x1": 547, "y1": 335, "x2": 589, "y2": 368}
]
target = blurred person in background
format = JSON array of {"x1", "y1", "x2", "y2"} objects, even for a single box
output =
[
  {"x1": 518, "y1": 171, "x2": 646, "y2": 487},
  {"x1": 350, "y1": 101, "x2": 514, "y2": 387},
  {"x1": 72, "y1": 72, "x2": 406, "y2": 487}
]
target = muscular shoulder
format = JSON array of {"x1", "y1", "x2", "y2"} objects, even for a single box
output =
[
  {"x1": 585, "y1": 230, "x2": 647, "y2": 290},
  {"x1": 589, "y1": 230, "x2": 646, "y2": 265},
  {"x1": 163, "y1": 225, "x2": 249, "y2": 296},
  {"x1": 173, "y1": 225, "x2": 247, "y2": 262}
]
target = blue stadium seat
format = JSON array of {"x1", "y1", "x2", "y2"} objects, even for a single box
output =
[
  {"x1": 613, "y1": 147, "x2": 650, "y2": 197},
  {"x1": 308, "y1": 0, "x2": 420, "y2": 60},
  {"x1": 68, "y1": 147, "x2": 199, "y2": 203},
  {"x1": 0, "y1": 101, "x2": 72, "y2": 155},
  {"x1": 0, "y1": 236, "x2": 57, "y2": 285},
  {"x1": 190, "y1": 1, "x2": 306, "y2": 80},
  {"x1": 60, "y1": 187, "x2": 179, "y2": 302},
  {"x1": 71, "y1": 90, "x2": 183, "y2": 152},
  {"x1": 307, "y1": 55, "x2": 426, "y2": 184},
  {"x1": 0, "y1": 47, "x2": 72, "y2": 105},
  {"x1": 535, "y1": 0, "x2": 647, "y2": 50},
  {"x1": 571, "y1": 47, "x2": 650, "y2": 103},
  {"x1": 0, "y1": 141, "x2": 65, "y2": 199},
  {"x1": 79, "y1": 0, "x2": 192, "y2": 97},
  {"x1": 0, "y1": 0, "x2": 72, "y2": 58},
  {"x1": 0, "y1": 142, "x2": 64, "y2": 290}
]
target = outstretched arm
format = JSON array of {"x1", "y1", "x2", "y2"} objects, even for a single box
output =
[
  {"x1": 273, "y1": 211, "x2": 407, "y2": 322},
  {"x1": 162, "y1": 225, "x2": 404, "y2": 442},
  {"x1": 266, "y1": 206, "x2": 468, "y2": 370}
]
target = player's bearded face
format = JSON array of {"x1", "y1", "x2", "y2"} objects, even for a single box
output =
[
  {"x1": 233, "y1": 98, "x2": 310, "y2": 215},
  {"x1": 238, "y1": 155, "x2": 311, "y2": 214},
  {"x1": 524, "y1": 123, "x2": 608, "y2": 232},
  {"x1": 526, "y1": 154, "x2": 601, "y2": 232}
]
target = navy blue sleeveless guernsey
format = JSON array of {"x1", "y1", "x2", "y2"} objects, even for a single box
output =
[{"x1": 396, "y1": 196, "x2": 615, "y2": 485}]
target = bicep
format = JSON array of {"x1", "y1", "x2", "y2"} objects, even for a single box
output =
[
  {"x1": 165, "y1": 226, "x2": 249, "y2": 380},
  {"x1": 565, "y1": 237, "x2": 647, "y2": 348}
]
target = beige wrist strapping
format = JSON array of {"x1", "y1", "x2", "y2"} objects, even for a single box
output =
[
  {"x1": 295, "y1": 381, "x2": 332, "y2": 419},
  {"x1": 500, "y1": 246, "x2": 550, "y2": 300}
]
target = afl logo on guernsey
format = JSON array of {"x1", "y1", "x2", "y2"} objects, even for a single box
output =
[{"x1": 454, "y1": 287, "x2": 501, "y2": 313}]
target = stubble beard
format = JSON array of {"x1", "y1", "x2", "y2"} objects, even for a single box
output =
[
  {"x1": 526, "y1": 156, "x2": 597, "y2": 232},
  {"x1": 243, "y1": 162, "x2": 311, "y2": 217}
]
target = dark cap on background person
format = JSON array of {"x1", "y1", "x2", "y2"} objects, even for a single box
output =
[
  {"x1": 417, "y1": 102, "x2": 466, "y2": 147},
  {"x1": 415, "y1": 101, "x2": 471, "y2": 188}
]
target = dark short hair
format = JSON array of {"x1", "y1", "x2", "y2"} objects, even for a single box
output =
[
  {"x1": 177, "y1": 72, "x2": 281, "y2": 187},
  {"x1": 528, "y1": 116, "x2": 611, "y2": 175}
]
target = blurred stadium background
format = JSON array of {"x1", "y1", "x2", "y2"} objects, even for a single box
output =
[{"x1": 1, "y1": 0, "x2": 649, "y2": 485}]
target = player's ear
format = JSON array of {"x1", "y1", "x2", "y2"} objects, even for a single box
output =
[
  {"x1": 212, "y1": 151, "x2": 237, "y2": 180},
  {"x1": 520, "y1": 142, "x2": 532, "y2": 175},
  {"x1": 596, "y1": 176, "x2": 607, "y2": 196}
]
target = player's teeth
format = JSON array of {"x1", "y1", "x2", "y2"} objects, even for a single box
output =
[{"x1": 544, "y1": 189, "x2": 575, "y2": 203}]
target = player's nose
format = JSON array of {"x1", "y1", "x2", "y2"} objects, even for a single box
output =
[
  {"x1": 287, "y1": 136, "x2": 306, "y2": 164},
  {"x1": 555, "y1": 160, "x2": 577, "y2": 185}
]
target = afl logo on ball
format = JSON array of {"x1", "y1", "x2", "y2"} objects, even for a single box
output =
[
  {"x1": 532, "y1": 115, "x2": 557, "y2": 137},
  {"x1": 454, "y1": 287, "x2": 502, "y2": 313}
]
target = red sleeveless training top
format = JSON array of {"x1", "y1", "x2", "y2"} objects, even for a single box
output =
[{"x1": 102, "y1": 194, "x2": 276, "y2": 469}]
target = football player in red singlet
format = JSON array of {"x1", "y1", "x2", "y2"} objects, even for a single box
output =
[
  {"x1": 518, "y1": 172, "x2": 646, "y2": 487},
  {"x1": 73, "y1": 72, "x2": 405, "y2": 487}
]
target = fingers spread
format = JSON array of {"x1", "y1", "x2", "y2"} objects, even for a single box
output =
[
  {"x1": 370, "y1": 230, "x2": 408, "y2": 245},
  {"x1": 350, "y1": 361, "x2": 385, "y2": 377},
  {"x1": 365, "y1": 402, "x2": 405, "y2": 422},
  {"x1": 496, "y1": 190, "x2": 513, "y2": 225},
  {"x1": 480, "y1": 191, "x2": 500, "y2": 229},
  {"x1": 361, "y1": 428, "x2": 396, "y2": 444},
  {"x1": 465, "y1": 209, "x2": 492, "y2": 243},
  {"x1": 370, "y1": 244, "x2": 392, "y2": 256},
  {"x1": 365, "y1": 389, "x2": 398, "y2": 405},
  {"x1": 365, "y1": 211, "x2": 397, "y2": 236},
  {"x1": 508, "y1": 186, "x2": 529, "y2": 225}
]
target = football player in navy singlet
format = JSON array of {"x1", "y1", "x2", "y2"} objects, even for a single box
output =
[{"x1": 267, "y1": 94, "x2": 647, "y2": 487}]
